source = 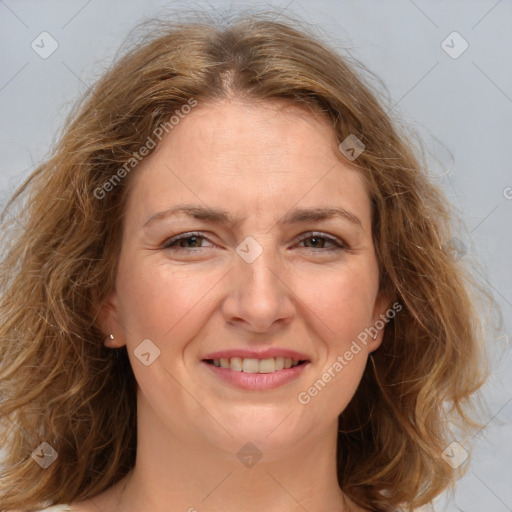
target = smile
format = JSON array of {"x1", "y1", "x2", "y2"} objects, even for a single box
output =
[
  {"x1": 202, "y1": 356, "x2": 310, "y2": 391},
  {"x1": 205, "y1": 356, "x2": 307, "y2": 373}
]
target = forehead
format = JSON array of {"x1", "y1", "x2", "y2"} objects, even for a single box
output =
[{"x1": 124, "y1": 99, "x2": 371, "y2": 228}]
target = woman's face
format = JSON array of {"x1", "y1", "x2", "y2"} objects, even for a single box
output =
[{"x1": 103, "y1": 99, "x2": 387, "y2": 457}]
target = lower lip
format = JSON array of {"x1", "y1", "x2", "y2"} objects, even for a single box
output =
[{"x1": 202, "y1": 361, "x2": 310, "y2": 390}]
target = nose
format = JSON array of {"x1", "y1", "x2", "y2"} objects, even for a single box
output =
[{"x1": 221, "y1": 240, "x2": 295, "y2": 334}]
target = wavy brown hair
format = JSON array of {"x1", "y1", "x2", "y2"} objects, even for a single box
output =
[{"x1": 0, "y1": 10, "x2": 499, "y2": 512}]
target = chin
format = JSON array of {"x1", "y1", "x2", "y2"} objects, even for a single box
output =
[{"x1": 209, "y1": 405, "x2": 310, "y2": 451}]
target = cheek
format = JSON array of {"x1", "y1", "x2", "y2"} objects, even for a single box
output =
[
  {"x1": 115, "y1": 257, "x2": 219, "y2": 346},
  {"x1": 114, "y1": 260, "x2": 212, "y2": 397},
  {"x1": 296, "y1": 263, "x2": 379, "y2": 345},
  {"x1": 292, "y1": 265, "x2": 378, "y2": 411}
]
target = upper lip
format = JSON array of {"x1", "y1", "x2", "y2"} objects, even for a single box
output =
[{"x1": 202, "y1": 348, "x2": 310, "y2": 361}]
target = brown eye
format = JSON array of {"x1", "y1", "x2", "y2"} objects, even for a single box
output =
[
  {"x1": 163, "y1": 232, "x2": 213, "y2": 250},
  {"x1": 298, "y1": 233, "x2": 345, "y2": 251}
]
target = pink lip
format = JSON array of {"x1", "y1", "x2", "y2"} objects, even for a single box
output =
[
  {"x1": 203, "y1": 360, "x2": 310, "y2": 391},
  {"x1": 202, "y1": 348, "x2": 310, "y2": 361}
]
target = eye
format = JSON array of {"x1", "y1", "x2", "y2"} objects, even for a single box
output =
[
  {"x1": 163, "y1": 232, "x2": 213, "y2": 250},
  {"x1": 297, "y1": 232, "x2": 346, "y2": 251},
  {"x1": 162, "y1": 231, "x2": 347, "y2": 253}
]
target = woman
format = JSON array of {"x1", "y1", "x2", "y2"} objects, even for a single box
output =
[{"x1": 0, "y1": 11, "x2": 495, "y2": 512}]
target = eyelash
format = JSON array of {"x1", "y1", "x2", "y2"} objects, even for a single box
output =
[{"x1": 162, "y1": 231, "x2": 346, "y2": 252}]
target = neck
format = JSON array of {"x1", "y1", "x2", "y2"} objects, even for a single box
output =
[{"x1": 106, "y1": 395, "x2": 353, "y2": 512}]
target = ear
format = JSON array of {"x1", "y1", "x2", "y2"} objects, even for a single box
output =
[
  {"x1": 368, "y1": 291, "x2": 394, "y2": 352},
  {"x1": 97, "y1": 290, "x2": 126, "y2": 349}
]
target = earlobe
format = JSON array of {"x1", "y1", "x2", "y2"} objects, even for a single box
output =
[
  {"x1": 369, "y1": 291, "x2": 393, "y2": 352},
  {"x1": 369, "y1": 326, "x2": 385, "y2": 353},
  {"x1": 104, "y1": 321, "x2": 117, "y2": 347},
  {"x1": 98, "y1": 292, "x2": 126, "y2": 348}
]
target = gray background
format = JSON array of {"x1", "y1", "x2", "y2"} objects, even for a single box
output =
[{"x1": 1, "y1": 0, "x2": 511, "y2": 510}]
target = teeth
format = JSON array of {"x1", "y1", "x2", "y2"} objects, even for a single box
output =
[
  {"x1": 259, "y1": 358, "x2": 275, "y2": 373},
  {"x1": 242, "y1": 358, "x2": 259, "y2": 373},
  {"x1": 230, "y1": 357, "x2": 243, "y2": 371},
  {"x1": 211, "y1": 357, "x2": 303, "y2": 373}
]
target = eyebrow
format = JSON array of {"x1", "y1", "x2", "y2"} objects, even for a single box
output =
[{"x1": 143, "y1": 203, "x2": 363, "y2": 229}]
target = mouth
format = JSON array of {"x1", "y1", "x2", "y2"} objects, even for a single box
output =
[
  {"x1": 201, "y1": 353, "x2": 311, "y2": 391},
  {"x1": 204, "y1": 356, "x2": 309, "y2": 374}
]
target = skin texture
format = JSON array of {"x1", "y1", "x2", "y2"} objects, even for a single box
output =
[{"x1": 73, "y1": 99, "x2": 388, "y2": 512}]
